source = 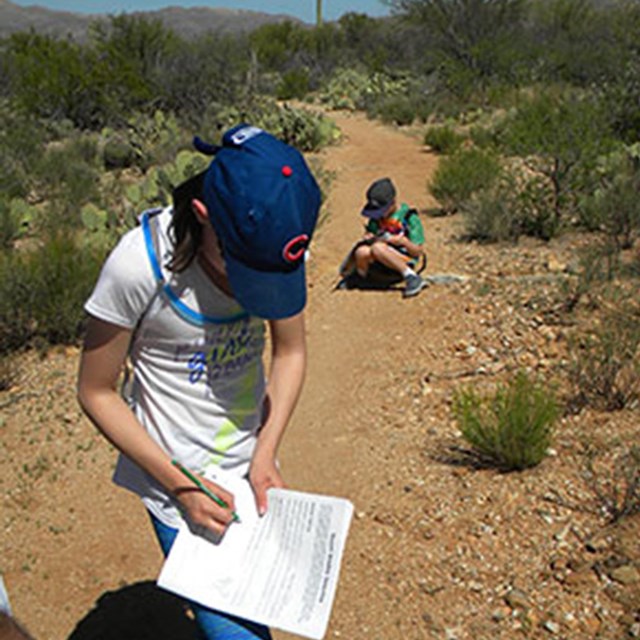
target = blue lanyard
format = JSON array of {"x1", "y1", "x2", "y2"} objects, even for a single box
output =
[{"x1": 141, "y1": 210, "x2": 249, "y2": 326}]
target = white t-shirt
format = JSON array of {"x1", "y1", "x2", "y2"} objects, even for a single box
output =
[{"x1": 85, "y1": 207, "x2": 266, "y2": 527}]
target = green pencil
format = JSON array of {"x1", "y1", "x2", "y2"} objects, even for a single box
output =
[{"x1": 172, "y1": 459, "x2": 240, "y2": 523}]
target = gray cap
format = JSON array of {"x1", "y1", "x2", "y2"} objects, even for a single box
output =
[{"x1": 361, "y1": 178, "x2": 396, "y2": 219}]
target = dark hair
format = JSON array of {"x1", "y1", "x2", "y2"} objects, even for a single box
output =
[
  {"x1": 0, "y1": 611, "x2": 35, "y2": 640},
  {"x1": 167, "y1": 171, "x2": 206, "y2": 272}
]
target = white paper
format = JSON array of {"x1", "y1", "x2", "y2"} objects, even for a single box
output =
[{"x1": 157, "y1": 468, "x2": 353, "y2": 640}]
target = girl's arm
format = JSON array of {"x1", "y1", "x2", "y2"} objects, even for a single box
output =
[
  {"x1": 77, "y1": 316, "x2": 236, "y2": 534},
  {"x1": 249, "y1": 311, "x2": 307, "y2": 515}
]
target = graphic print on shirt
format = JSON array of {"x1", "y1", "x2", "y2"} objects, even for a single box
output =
[
  {"x1": 206, "y1": 363, "x2": 261, "y2": 466},
  {"x1": 183, "y1": 318, "x2": 264, "y2": 390}
]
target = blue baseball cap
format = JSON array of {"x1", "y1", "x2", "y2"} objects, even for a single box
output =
[{"x1": 198, "y1": 124, "x2": 321, "y2": 320}]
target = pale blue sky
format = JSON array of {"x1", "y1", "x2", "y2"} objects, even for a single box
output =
[{"x1": 12, "y1": 0, "x2": 392, "y2": 23}]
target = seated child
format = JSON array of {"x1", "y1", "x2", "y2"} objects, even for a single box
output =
[{"x1": 349, "y1": 177, "x2": 427, "y2": 297}]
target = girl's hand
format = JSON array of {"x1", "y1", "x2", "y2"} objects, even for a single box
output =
[
  {"x1": 249, "y1": 452, "x2": 285, "y2": 516},
  {"x1": 175, "y1": 475, "x2": 237, "y2": 535}
]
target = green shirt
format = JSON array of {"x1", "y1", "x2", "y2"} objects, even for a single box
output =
[{"x1": 365, "y1": 203, "x2": 425, "y2": 245}]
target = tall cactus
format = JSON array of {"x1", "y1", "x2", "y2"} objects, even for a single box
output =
[{"x1": 316, "y1": 0, "x2": 322, "y2": 26}]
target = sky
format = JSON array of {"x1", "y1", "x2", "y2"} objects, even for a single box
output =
[{"x1": 11, "y1": 0, "x2": 392, "y2": 23}]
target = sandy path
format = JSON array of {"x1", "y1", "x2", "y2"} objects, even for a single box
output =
[
  {"x1": 281, "y1": 110, "x2": 442, "y2": 491},
  {"x1": 274, "y1": 111, "x2": 445, "y2": 639}
]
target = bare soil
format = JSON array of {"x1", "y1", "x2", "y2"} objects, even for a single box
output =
[{"x1": 1, "y1": 110, "x2": 639, "y2": 640}]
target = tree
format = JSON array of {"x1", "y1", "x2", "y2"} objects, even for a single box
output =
[
  {"x1": 90, "y1": 14, "x2": 179, "y2": 116},
  {"x1": 386, "y1": 0, "x2": 529, "y2": 93},
  {"x1": 4, "y1": 31, "x2": 110, "y2": 128},
  {"x1": 500, "y1": 92, "x2": 614, "y2": 234}
]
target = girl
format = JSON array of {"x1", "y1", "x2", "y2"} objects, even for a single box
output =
[{"x1": 77, "y1": 124, "x2": 321, "y2": 639}]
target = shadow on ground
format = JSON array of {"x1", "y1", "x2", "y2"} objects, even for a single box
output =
[{"x1": 67, "y1": 581, "x2": 200, "y2": 640}]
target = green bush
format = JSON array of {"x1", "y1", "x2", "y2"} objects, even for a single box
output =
[
  {"x1": 429, "y1": 147, "x2": 502, "y2": 213},
  {"x1": 469, "y1": 124, "x2": 500, "y2": 150},
  {"x1": 276, "y1": 68, "x2": 310, "y2": 100},
  {"x1": 453, "y1": 371, "x2": 559, "y2": 471},
  {"x1": 30, "y1": 136, "x2": 101, "y2": 233},
  {"x1": 0, "y1": 234, "x2": 106, "y2": 353},
  {"x1": 459, "y1": 177, "x2": 522, "y2": 242},
  {"x1": 374, "y1": 96, "x2": 416, "y2": 126},
  {"x1": 318, "y1": 67, "x2": 371, "y2": 111},
  {"x1": 103, "y1": 135, "x2": 137, "y2": 169},
  {"x1": 423, "y1": 125, "x2": 465, "y2": 154},
  {"x1": 578, "y1": 144, "x2": 640, "y2": 249},
  {"x1": 0, "y1": 197, "x2": 24, "y2": 250},
  {"x1": 568, "y1": 298, "x2": 640, "y2": 411},
  {"x1": 498, "y1": 91, "x2": 614, "y2": 230},
  {"x1": 205, "y1": 100, "x2": 340, "y2": 153},
  {"x1": 0, "y1": 105, "x2": 48, "y2": 201}
]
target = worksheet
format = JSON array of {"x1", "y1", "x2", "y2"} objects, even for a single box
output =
[{"x1": 157, "y1": 468, "x2": 353, "y2": 640}]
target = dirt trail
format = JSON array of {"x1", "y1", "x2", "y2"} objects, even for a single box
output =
[
  {"x1": 3, "y1": 110, "x2": 638, "y2": 640},
  {"x1": 281, "y1": 110, "x2": 443, "y2": 493},
  {"x1": 274, "y1": 111, "x2": 457, "y2": 639}
]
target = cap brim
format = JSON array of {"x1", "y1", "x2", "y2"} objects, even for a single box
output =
[
  {"x1": 224, "y1": 252, "x2": 307, "y2": 320},
  {"x1": 361, "y1": 203, "x2": 391, "y2": 220}
]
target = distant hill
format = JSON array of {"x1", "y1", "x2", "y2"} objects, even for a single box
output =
[{"x1": 0, "y1": 0, "x2": 303, "y2": 41}]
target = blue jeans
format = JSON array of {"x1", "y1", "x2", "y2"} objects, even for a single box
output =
[{"x1": 150, "y1": 512, "x2": 272, "y2": 640}]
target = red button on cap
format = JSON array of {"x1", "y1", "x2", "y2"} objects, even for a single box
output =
[{"x1": 282, "y1": 165, "x2": 293, "y2": 177}]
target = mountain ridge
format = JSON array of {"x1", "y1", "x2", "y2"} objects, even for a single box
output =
[{"x1": 0, "y1": 0, "x2": 303, "y2": 41}]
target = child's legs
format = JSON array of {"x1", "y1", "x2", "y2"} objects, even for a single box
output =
[
  {"x1": 370, "y1": 241, "x2": 411, "y2": 274},
  {"x1": 150, "y1": 512, "x2": 272, "y2": 640}
]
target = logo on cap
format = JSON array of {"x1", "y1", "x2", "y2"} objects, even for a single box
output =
[
  {"x1": 229, "y1": 126, "x2": 263, "y2": 145},
  {"x1": 282, "y1": 234, "x2": 309, "y2": 263}
]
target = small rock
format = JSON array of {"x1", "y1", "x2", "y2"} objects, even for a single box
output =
[
  {"x1": 546, "y1": 256, "x2": 567, "y2": 273},
  {"x1": 491, "y1": 607, "x2": 509, "y2": 621},
  {"x1": 505, "y1": 588, "x2": 530, "y2": 610},
  {"x1": 609, "y1": 565, "x2": 640, "y2": 585},
  {"x1": 544, "y1": 620, "x2": 561, "y2": 634}
]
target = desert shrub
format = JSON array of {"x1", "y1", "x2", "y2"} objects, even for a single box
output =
[
  {"x1": 204, "y1": 100, "x2": 339, "y2": 153},
  {"x1": 276, "y1": 68, "x2": 310, "y2": 100},
  {"x1": 373, "y1": 96, "x2": 416, "y2": 126},
  {"x1": 459, "y1": 176, "x2": 523, "y2": 242},
  {"x1": 0, "y1": 234, "x2": 106, "y2": 352},
  {"x1": 423, "y1": 125, "x2": 465, "y2": 153},
  {"x1": 578, "y1": 144, "x2": 640, "y2": 249},
  {"x1": 318, "y1": 67, "x2": 414, "y2": 116},
  {"x1": 30, "y1": 136, "x2": 102, "y2": 233},
  {"x1": 0, "y1": 355, "x2": 17, "y2": 391},
  {"x1": 318, "y1": 67, "x2": 371, "y2": 111},
  {"x1": 111, "y1": 110, "x2": 187, "y2": 172},
  {"x1": 559, "y1": 242, "x2": 621, "y2": 313},
  {"x1": 582, "y1": 172, "x2": 640, "y2": 251},
  {"x1": 498, "y1": 91, "x2": 614, "y2": 230},
  {"x1": 469, "y1": 124, "x2": 501, "y2": 150},
  {"x1": 102, "y1": 134, "x2": 137, "y2": 169},
  {"x1": 452, "y1": 370, "x2": 559, "y2": 471},
  {"x1": 429, "y1": 147, "x2": 501, "y2": 213},
  {"x1": 583, "y1": 445, "x2": 640, "y2": 523},
  {"x1": 568, "y1": 296, "x2": 640, "y2": 411},
  {"x1": 0, "y1": 105, "x2": 47, "y2": 201},
  {"x1": 0, "y1": 197, "x2": 23, "y2": 250}
]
